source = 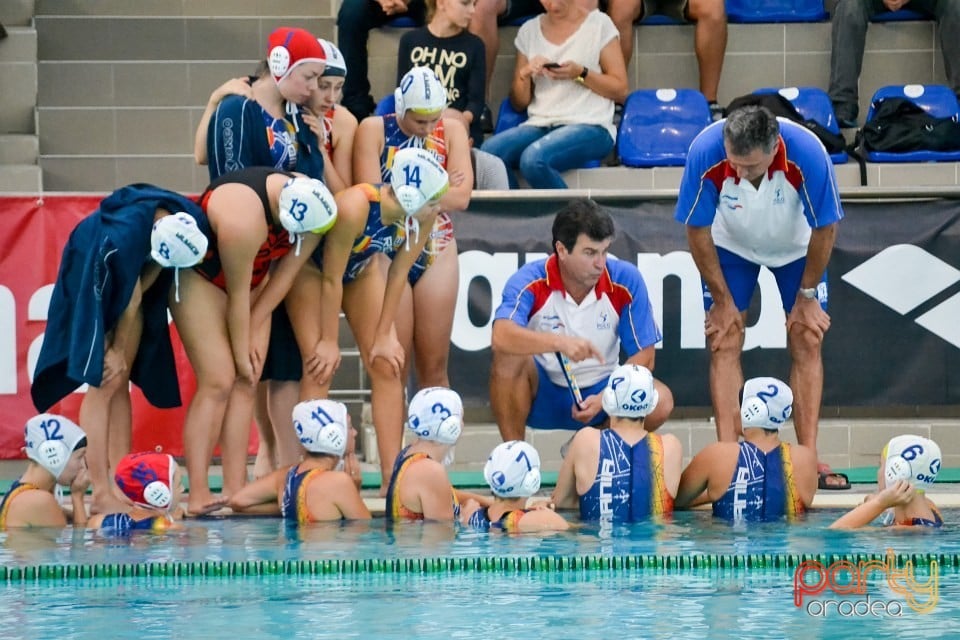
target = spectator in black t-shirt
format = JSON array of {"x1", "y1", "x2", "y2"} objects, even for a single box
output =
[
  {"x1": 337, "y1": 0, "x2": 543, "y2": 122},
  {"x1": 397, "y1": 0, "x2": 487, "y2": 143}
]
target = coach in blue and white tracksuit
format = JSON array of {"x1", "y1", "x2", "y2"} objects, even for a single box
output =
[
  {"x1": 675, "y1": 106, "x2": 843, "y2": 474},
  {"x1": 490, "y1": 199, "x2": 674, "y2": 442}
]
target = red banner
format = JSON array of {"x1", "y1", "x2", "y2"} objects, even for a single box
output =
[{"x1": 0, "y1": 196, "x2": 256, "y2": 459}]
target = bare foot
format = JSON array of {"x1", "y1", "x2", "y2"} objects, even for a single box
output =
[
  {"x1": 253, "y1": 448, "x2": 275, "y2": 480},
  {"x1": 185, "y1": 494, "x2": 229, "y2": 517}
]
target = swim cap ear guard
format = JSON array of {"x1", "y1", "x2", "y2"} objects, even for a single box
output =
[
  {"x1": 601, "y1": 364, "x2": 658, "y2": 419},
  {"x1": 24, "y1": 414, "x2": 87, "y2": 483},
  {"x1": 293, "y1": 399, "x2": 350, "y2": 457},
  {"x1": 483, "y1": 441, "x2": 542, "y2": 498},
  {"x1": 405, "y1": 386, "x2": 464, "y2": 445},
  {"x1": 882, "y1": 435, "x2": 942, "y2": 491},
  {"x1": 740, "y1": 377, "x2": 793, "y2": 430}
]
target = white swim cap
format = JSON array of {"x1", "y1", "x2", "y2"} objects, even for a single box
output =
[
  {"x1": 601, "y1": 364, "x2": 659, "y2": 419},
  {"x1": 390, "y1": 147, "x2": 449, "y2": 216},
  {"x1": 23, "y1": 414, "x2": 87, "y2": 483},
  {"x1": 394, "y1": 67, "x2": 447, "y2": 117},
  {"x1": 484, "y1": 440, "x2": 542, "y2": 498},
  {"x1": 740, "y1": 377, "x2": 793, "y2": 430},
  {"x1": 151, "y1": 212, "x2": 209, "y2": 268},
  {"x1": 293, "y1": 399, "x2": 350, "y2": 457},
  {"x1": 882, "y1": 435, "x2": 941, "y2": 492},
  {"x1": 318, "y1": 39, "x2": 346, "y2": 77},
  {"x1": 405, "y1": 386, "x2": 463, "y2": 445},
  {"x1": 278, "y1": 177, "x2": 338, "y2": 236}
]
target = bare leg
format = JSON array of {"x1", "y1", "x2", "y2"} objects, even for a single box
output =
[
  {"x1": 467, "y1": 0, "x2": 506, "y2": 99},
  {"x1": 82, "y1": 314, "x2": 143, "y2": 514},
  {"x1": 170, "y1": 271, "x2": 235, "y2": 515},
  {"x1": 286, "y1": 263, "x2": 328, "y2": 402},
  {"x1": 489, "y1": 350, "x2": 537, "y2": 441},
  {"x1": 708, "y1": 312, "x2": 746, "y2": 442},
  {"x1": 252, "y1": 382, "x2": 276, "y2": 479},
  {"x1": 218, "y1": 312, "x2": 270, "y2": 499},
  {"x1": 107, "y1": 387, "x2": 132, "y2": 468},
  {"x1": 788, "y1": 322, "x2": 824, "y2": 452},
  {"x1": 219, "y1": 380, "x2": 256, "y2": 498},
  {"x1": 687, "y1": 0, "x2": 727, "y2": 102},
  {"x1": 81, "y1": 383, "x2": 131, "y2": 514},
  {"x1": 342, "y1": 267, "x2": 406, "y2": 494},
  {"x1": 268, "y1": 380, "x2": 303, "y2": 467},
  {"x1": 411, "y1": 240, "x2": 459, "y2": 388},
  {"x1": 605, "y1": 0, "x2": 643, "y2": 68}
]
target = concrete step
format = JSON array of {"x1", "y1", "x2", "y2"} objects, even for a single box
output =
[
  {"x1": 34, "y1": 0, "x2": 331, "y2": 18},
  {"x1": 0, "y1": 134, "x2": 39, "y2": 164},
  {"x1": 0, "y1": 62, "x2": 36, "y2": 134},
  {"x1": 0, "y1": 0, "x2": 34, "y2": 27},
  {"x1": 34, "y1": 15, "x2": 334, "y2": 62},
  {"x1": 0, "y1": 164, "x2": 42, "y2": 192},
  {"x1": 0, "y1": 26, "x2": 36, "y2": 62}
]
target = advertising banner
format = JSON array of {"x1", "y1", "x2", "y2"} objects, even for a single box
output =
[{"x1": 2, "y1": 195, "x2": 958, "y2": 458}]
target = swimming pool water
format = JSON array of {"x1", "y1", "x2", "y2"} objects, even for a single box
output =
[{"x1": 0, "y1": 509, "x2": 955, "y2": 640}]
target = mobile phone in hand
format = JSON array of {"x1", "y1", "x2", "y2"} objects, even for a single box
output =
[{"x1": 543, "y1": 62, "x2": 561, "y2": 69}]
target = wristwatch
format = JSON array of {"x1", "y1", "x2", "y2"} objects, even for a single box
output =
[
  {"x1": 576, "y1": 66, "x2": 588, "y2": 84},
  {"x1": 798, "y1": 287, "x2": 818, "y2": 300}
]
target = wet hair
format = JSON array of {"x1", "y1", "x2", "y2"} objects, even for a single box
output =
[
  {"x1": 551, "y1": 199, "x2": 615, "y2": 254},
  {"x1": 723, "y1": 106, "x2": 780, "y2": 156}
]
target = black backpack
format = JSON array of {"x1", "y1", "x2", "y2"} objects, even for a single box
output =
[
  {"x1": 724, "y1": 93, "x2": 848, "y2": 155},
  {"x1": 860, "y1": 97, "x2": 960, "y2": 152},
  {"x1": 848, "y1": 96, "x2": 960, "y2": 184}
]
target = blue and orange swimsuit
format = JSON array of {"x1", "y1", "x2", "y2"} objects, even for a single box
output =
[
  {"x1": 310, "y1": 183, "x2": 407, "y2": 282},
  {"x1": 385, "y1": 447, "x2": 459, "y2": 521},
  {"x1": 280, "y1": 464, "x2": 328, "y2": 524},
  {"x1": 380, "y1": 114, "x2": 454, "y2": 286},
  {"x1": 98, "y1": 512, "x2": 173, "y2": 536},
  {"x1": 467, "y1": 506, "x2": 529, "y2": 533},
  {"x1": 0, "y1": 481, "x2": 39, "y2": 530},
  {"x1": 579, "y1": 431, "x2": 674, "y2": 523},
  {"x1": 712, "y1": 441, "x2": 805, "y2": 523}
]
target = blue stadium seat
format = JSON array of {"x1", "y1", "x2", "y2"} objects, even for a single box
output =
[
  {"x1": 493, "y1": 98, "x2": 601, "y2": 168},
  {"x1": 726, "y1": 0, "x2": 827, "y2": 23},
  {"x1": 385, "y1": 16, "x2": 418, "y2": 28},
  {"x1": 871, "y1": 9, "x2": 927, "y2": 22},
  {"x1": 374, "y1": 94, "x2": 395, "y2": 116},
  {"x1": 639, "y1": 14, "x2": 683, "y2": 25},
  {"x1": 755, "y1": 86, "x2": 848, "y2": 164},
  {"x1": 494, "y1": 97, "x2": 527, "y2": 135},
  {"x1": 864, "y1": 84, "x2": 960, "y2": 163},
  {"x1": 617, "y1": 88, "x2": 712, "y2": 167}
]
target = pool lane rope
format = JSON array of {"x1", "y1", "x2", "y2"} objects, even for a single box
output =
[{"x1": 0, "y1": 552, "x2": 953, "y2": 582}]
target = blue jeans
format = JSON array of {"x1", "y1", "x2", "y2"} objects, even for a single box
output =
[{"x1": 480, "y1": 123, "x2": 613, "y2": 189}]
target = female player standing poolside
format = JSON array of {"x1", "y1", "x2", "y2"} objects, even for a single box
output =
[
  {"x1": 353, "y1": 67, "x2": 473, "y2": 391},
  {"x1": 171, "y1": 168, "x2": 337, "y2": 515},
  {"x1": 286, "y1": 148, "x2": 451, "y2": 490}
]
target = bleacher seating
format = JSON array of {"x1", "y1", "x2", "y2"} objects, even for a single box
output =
[
  {"x1": 375, "y1": 94, "x2": 396, "y2": 116},
  {"x1": 755, "y1": 86, "x2": 848, "y2": 164},
  {"x1": 863, "y1": 84, "x2": 960, "y2": 163},
  {"x1": 726, "y1": 0, "x2": 828, "y2": 23},
  {"x1": 617, "y1": 88, "x2": 711, "y2": 167},
  {"x1": 494, "y1": 97, "x2": 526, "y2": 135}
]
